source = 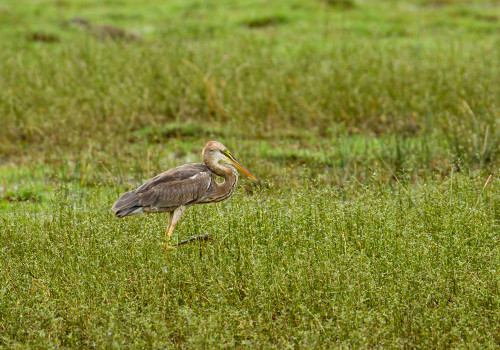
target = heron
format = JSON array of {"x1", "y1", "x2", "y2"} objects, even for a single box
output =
[{"x1": 112, "y1": 141, "x2": 256, "y2": 249}]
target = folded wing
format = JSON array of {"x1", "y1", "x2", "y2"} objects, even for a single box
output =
[{"x1": 112, "y1": 163, "x2": 212, "y2": 217}]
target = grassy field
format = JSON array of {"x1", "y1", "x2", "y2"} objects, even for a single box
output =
[{"x1": 1, "y1": 0, "x2": 500, "y2": 348}]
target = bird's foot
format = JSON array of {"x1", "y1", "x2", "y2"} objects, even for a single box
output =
[
  {"x1": 162, "y1": 243, "x2": 178, "y2": 251},
  {"x1": 172, "y1": 234, "x2": 213, "y2": 247}
]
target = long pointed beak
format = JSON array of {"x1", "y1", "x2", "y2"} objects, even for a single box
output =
[{"x1": 226, "y1": 153, "x2": 256, "y2": 180}]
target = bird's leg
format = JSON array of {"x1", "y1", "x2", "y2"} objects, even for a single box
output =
[
  {"x1": 164, "y1": 212, "x2": 175, "y2": 242},
  {"x1": 163, "y1": 206, "x2": 213, "y2": 250},
  {"x1": 163, "y1": 206, "x2": 185, "y2": 250}
]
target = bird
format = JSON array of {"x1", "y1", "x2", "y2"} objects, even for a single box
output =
[{"x1": 112, "y1": 141, "x2": 255, "y2": 249}]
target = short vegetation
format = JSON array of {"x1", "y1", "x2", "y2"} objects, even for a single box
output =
[{"x1": 0, "y1": 0, "x2": 499, "y2": 348}]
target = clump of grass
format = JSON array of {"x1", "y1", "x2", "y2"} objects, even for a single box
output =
[
  {"x1": 0, "y1": 166, "x2": 49, "y2": 203},
  {"x1": 438, "y1": 103, "x2": 500, "y2": 169},
  {"x1": 134, "y1": 122, "x2": 222, "y2": 141},
  {"x1": 320, "y1": 0, "x2": 356, "y2": 9},
  {"x1": 1, "y1": 184, "x2": 47, "y2": 202},
  {"x1": 26, "y1": 31, "x2": 60, "y2": 43},
  {"x1": 241, "y1": 15, "x2": 288, "y2": 28}
]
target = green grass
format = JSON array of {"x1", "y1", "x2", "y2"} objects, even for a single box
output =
[
  {"x1": 1, "y1": 175, "x2": 499, "y2": 347},
  {"x1": 1, "y1": 0, "x2": 500, "y2": 347}
]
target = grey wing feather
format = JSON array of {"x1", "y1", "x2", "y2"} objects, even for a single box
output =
[
  {"x1": 112, "y1": 163, "x2": 212, "y2": 217},
  {"x1": 111, "y1": 190, "x2": 137, "y2": 212}
]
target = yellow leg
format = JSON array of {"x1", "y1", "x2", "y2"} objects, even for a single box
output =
[
  {"x1": 163, "y1": 206, "x2": 185, "y2": 250},
  {"x1": 164, "y1": 211, "x2": 175, "y2": 242}
]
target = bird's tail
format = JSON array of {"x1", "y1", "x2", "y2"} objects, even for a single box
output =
[{"x1": 112, "y1": 190, "x2": 142, "y2": 217}]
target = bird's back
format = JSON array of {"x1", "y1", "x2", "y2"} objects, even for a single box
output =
[{"x1": 112, "y1": 163, "x2": 213, "y2": 217}]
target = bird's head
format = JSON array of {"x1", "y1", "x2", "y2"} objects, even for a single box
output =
[{"x1": 202, "y1": 141, "x2": 256, "y2": 180}]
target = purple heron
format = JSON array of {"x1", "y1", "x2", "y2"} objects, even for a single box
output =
[{"x1": 112, "y1": 141, "x2": 255, "y2": 249}]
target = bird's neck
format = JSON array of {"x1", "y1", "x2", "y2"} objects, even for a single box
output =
[
  {"x1": 210, "y1": 162, "x2": 238, "y2": 186},
  {"x1": 215, "y1": 165, "x2": 238, "y2": 192},
  {"x1": 204, "y1": 157, "x2": 239, "y2": 201}
]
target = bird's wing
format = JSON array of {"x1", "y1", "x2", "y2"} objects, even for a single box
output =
[{"x1": 134, "y1": 163, "x2": 213, "y2": 209}]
